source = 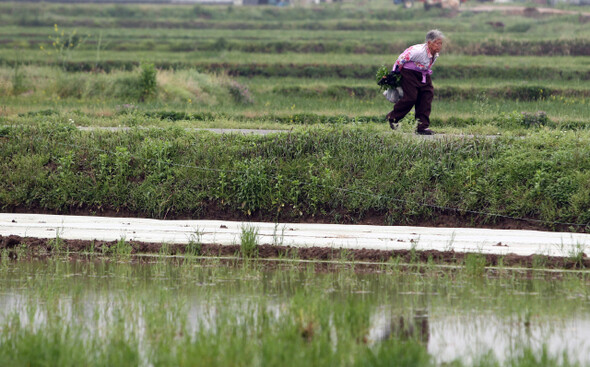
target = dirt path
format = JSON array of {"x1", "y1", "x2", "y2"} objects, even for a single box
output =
[
  {"x1": 5, "y1": 123, "x2": 501, "y2": 139},
  {"x1": 76, "y1": 126, "x2": 498, "y2": 139},
  {"x1": 77, "y1": 126, "x2": 287, "y2": 136}
]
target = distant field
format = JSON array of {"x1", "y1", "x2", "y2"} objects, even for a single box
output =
[{"x1": 0, "y1": 0, "x2": 588, "y2": 125}]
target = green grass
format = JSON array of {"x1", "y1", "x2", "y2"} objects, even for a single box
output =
[
  {"x1": 2, "y1": 123, "x2": 590, "y2": 230},
  {"x1": 240, "y1": 224, "x2": 259, "y2": 258},
  {"x1": 1, "y1": 64, "x2": 589, "y2": 128},
  {"x1": 464, "y1": 252, "x2": 487, "y2": 277}
]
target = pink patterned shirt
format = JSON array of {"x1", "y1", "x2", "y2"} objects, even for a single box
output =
[{"x1": 393, "y1": 43, "x2": 439, "y2": 72}]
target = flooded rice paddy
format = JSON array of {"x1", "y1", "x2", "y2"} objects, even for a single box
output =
[{"x1": 1, "y1": 256, "x2": 589, "y2": 366}]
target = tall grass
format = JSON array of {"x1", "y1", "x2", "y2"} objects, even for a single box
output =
[
  {"x1": 2, "y1": 123, "x2": 590, "y2": 229},
  {"x1": 0, "y1": 66, "x2": 240, "y2": 104},
  {"x1": 240, "y1": 224, "x2": 259, "y2": 258},
  {"x1": 2, "y1": 64, "x2": 588, "y2": 127}
]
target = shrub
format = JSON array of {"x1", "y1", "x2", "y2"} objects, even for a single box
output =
[
  {"x1": 193, "y1": 5, "x2": 212, "y2": 18},
  {"x1": 139, "y1": 63, "x2": 157, "y2": 101},
  {"x1": 231, "y1": 158, "x2": 269, "y2": 215},
  {"x1": 212, "y1": 37, "x2": 229, "y2": 52},
  {"x1": 227, "y1": 80, "x2": 253, "y2": 105},
  {"x1": 521, "y1": 111, "x2": 549, "y2": 127},
  {"x1": 11, "y1": 62, "x2": 28, "y2": 95},
  {"x1": 506, "y1": 23, "x2": 532, "y2": 33}
]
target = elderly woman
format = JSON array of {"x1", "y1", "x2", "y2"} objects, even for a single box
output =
[{"x1": 386, "y1": 30, "x2": 444, "y2": 135}]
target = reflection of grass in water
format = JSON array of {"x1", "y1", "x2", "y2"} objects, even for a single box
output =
[
  {"x1": 0, "y1": 259, "x2": 589, "y2": 365},
  {"x1": 0, "y1": 293, "x2": 432, "y2": 366}
]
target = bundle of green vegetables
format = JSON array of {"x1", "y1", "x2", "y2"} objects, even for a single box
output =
[{"x1": 376, "y1": 65, "x2": 401, "y2": 91}]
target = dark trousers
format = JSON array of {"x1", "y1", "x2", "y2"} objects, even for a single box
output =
[{"x1": 387, "y1": 68, "x2": 434, "y2": 130}]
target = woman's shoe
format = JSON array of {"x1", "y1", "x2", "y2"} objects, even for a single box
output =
[{"x1": 416, "y1": 128, "x2": 434, "y2": 135}]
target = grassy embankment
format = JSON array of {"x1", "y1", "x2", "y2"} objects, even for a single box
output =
[{"x1": 2, "y1": 123, "x2": 590, "y2": 230}]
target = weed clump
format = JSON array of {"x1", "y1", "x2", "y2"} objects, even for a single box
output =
[
  {"x1": 521, "y1": 111, "x2": 549, "y2": 127},
  {"x1": 186, "y1": 229, "x2": 203, "y2": 256},
  {"x1": 240, "y1": 224, "x2": 259, "y2": 259},
  {"x1": 108, "y1": 237, "x2": 133, "y2": 258},
  {"x1": 464, "y1": 253, "x2": 487, "y2": 277},
  {"x1": 139, "y1": 63, "x2": 157, "y2": 101}
]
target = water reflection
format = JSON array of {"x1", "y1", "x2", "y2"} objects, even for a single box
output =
[
  {"x1": 1, "y1": 258, "x2": 589, "y2": 364},
  {"x1": 368, "y1": 308, "x2": 430, "y2": 345}
]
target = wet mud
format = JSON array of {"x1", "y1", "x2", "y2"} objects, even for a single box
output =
[{"x1": 1, "y1": 234, "x2": 588, "y2": 272}]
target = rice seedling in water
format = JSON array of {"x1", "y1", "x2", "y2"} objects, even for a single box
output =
[
  {"x1": 159, "y1": 242, "x2": 171, "y2": 257},
  {"x1": 272, "y1": 222, "x2": 287, "y2": 247},
  {"x1": 111, "y1": 237, "x2": 132, "y2": 258},
  {"x1": 48, "y1": 229, "x2": 64, "y2": 254},
  {"x1": 186, "y1": 227, "x2": 203, "y2": 256},
  {"x1": 464, "y1": 252, "x2": 487, "y2": 277},
  {"x1": 0, "y1": 258, "x2": 589, "y2": 366}
]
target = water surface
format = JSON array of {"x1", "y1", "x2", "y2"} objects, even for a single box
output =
[{"x1": 1, "y1": 257, "x2": 589, "y2": 365}]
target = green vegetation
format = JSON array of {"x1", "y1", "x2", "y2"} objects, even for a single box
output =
[
  {"x1": 241, "y1": 224, "x2": 259, "y2": 258},
  {"x1": 0, "y1": 1, "x2": 589, "y2": 133},
  {"x1": 2, "y1": 123, "x2": 590, "y2": 229},
  {"x1": 1, "y1": 1, "x2": 590, "y2": 362},
  {"x1": 0, "y1": 1, "x2": 587, "y2": 229},
  {"x1": 0, "y1": 257, "x2": 589, "y2": 366},
  {"x1": 186, "y1": 228, "x2": 203, "y2": 256}
]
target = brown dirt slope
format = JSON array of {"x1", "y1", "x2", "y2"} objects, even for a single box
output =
[{"x1": 2, "y1": 235, "x2": 588, "y2": 271}]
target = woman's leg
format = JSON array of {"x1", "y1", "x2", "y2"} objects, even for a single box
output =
[
  {"x1": 415, "y1": 79, "x2": 434, "y2": 130},
  {"x1": 387, "y1": 69, "x2": 420, "y2": 125}
]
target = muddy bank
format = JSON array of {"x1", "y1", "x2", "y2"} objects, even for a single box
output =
[
  {"x1": 6, "y1": 204, "x2": 568, "y2": 233},
  {"x1": 1, "y1": 235, "x2": 588, "y2": 271}
]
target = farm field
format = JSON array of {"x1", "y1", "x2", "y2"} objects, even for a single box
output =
[
  {"x1": 1, "y1": 0, "x2": 590, "y2": 228},
  {"x1": 1, "y1": 1, "x2": 590, "y2": 365}
]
